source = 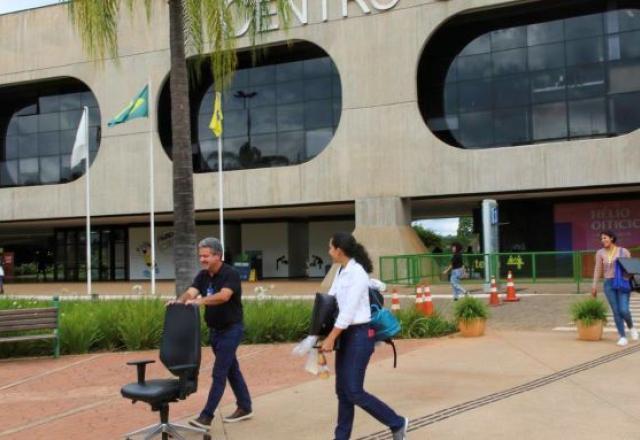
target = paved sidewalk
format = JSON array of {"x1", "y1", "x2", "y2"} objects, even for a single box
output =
[{"x1": 2, "y1": 329, "x2": 639, "y2": 439}]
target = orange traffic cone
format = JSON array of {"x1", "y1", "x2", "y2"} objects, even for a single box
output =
[
  {"x1": 504, "y1": 271, "x2": 520, "y2": 302},
  {"x1": 391, "y1": 289, "x2": 401, "y2": 313},
  {"x1": 488, "y1": 277, "x2": 501, "y2": 306},
  {"x1": 415, "y1": 285, "x2": 424, "y2": 314},
  {"x1": 423, "y1": 284, "x2": 434, "y2": 316}
]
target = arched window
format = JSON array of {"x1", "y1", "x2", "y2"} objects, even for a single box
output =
[
  {"x1": 0, "y1": 78, "x2": 101, "y2": 186},
  {"x1": 419, "y1": 1, "x2": 640, "y2": 148},
  {"x1": 159, "y1": 41, "x2": 342, "y2": 170}
]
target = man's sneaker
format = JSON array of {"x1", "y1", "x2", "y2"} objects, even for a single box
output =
[
  {"x1": 189, "y1": 414, "x2": 212, "y2": 429},
  {"x1": 391, "y1": 417, "x2": 409, "y2": 440},
  {"x1": 630, "y1": 328, "x2": 639, "y2": 341},
  {"x1": 223, "y1": 407, "x2": 253, "y2": 423},
  {"x1": 617, "y1": 337, "x2": 629, "y2": 347}
]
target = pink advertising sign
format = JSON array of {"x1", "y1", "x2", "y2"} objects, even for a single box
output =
[{"x1": 554, "y1": 200, "x2": 640, "y2": 250}]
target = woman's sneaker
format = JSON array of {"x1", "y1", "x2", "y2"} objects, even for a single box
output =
[
  {"x1": 630, "y1": 328, "x2": 639, "y2": 341},
  {"x1": 392, "y1": 417, "x2": 408, "y2": 440},
  {"x1": 617, "y1": 337, "x2": 629, "y2": 347},
  {"x1": 223, "y1": 407, "x2": 253, "y2": 423}
]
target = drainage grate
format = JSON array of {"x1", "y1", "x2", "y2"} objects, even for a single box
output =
[{"x1": 357, "y1": 344, "x2": 640, "y2": 440}]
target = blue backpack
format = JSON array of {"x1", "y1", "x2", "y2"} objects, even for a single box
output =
[{"x1": 369, "y1": 288, "x2": 401, "y2": 367}]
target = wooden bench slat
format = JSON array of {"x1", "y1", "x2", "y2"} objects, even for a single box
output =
[
  {"x1": 0, "y1": 322, "x2": 58, "y2": 332},
  {"x1": 0, "y1": 308, "x2": 57, "y2": 318},
  {"x1": 0, "y1": 307, "x2": 58, "y2": 316},
  {"x1": 0, "y1": 317, "x2": 58, "y2": 328},
  {"x1": 0, "y1": 334, "x2": 56, "y2": 343},
  {"x1": 0, "y1": 312, "x2": 57, "y2": 322}
]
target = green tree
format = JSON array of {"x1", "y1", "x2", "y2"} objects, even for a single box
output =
[
  {"x1": 456, "y1": 216, "x2": 474, "y2": 248},
  {"x1": 67, "y1": 0, "x2": 291, "y2": 293},
  {"x1": 413, "y1": 225, "x2": 443, "y2": 250}
]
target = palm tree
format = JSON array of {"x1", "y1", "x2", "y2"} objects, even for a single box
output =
[{"x1": 67, "y1": 0, "x2": 291, "y2": 293}]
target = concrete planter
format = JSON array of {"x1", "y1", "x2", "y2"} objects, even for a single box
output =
[
  {"x1": 458, "y1": 318, "x2": 486, "y2": 337},
  {"x1": 576, "y1": 321, "x2": 603, "y2": 341}
]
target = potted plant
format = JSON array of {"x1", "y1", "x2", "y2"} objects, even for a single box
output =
[
  {"x1": 570, "y1": 297, "x2": 607, "y2": 341},
  {"x1": 453, "y1": 296, "x2": 489, "y2": 337}
]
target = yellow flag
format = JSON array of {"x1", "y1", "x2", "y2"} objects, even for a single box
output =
[{"x1": 209, "y1": 92, "x2": 223, "y2": 137}]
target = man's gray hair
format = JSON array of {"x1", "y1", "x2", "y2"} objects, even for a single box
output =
[{"x1": 198, "y1": 237, "x2": 223, "y2": 255}]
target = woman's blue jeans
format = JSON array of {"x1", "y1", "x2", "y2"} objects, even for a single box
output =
[
  {"x1": 450, "y1": 268, "x2": 466, "y2": 299},
  {"x1": 603, "y1": 279, "x2": 634, "y2": 338},
  {"x1": 334, "y1": 324, "x2": 403, "y2": 440}
]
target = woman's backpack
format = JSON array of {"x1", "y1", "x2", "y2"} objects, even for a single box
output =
[{"x1": 369, "y1": 288, "x2": 401, "y2": 367}]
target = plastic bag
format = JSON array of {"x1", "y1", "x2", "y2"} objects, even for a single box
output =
[
  {"x1": 318, "y1": 352, "x2": 330, "y2": 379},
  {"x1": 292, "y1": 335, "x2": 318, "y2": 357},
  {"x1": 304, "y1": 348, "x2": 319, "y2": 375}
]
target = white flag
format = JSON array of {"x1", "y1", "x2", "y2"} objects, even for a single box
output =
[{"x1": 70, "y1": 107, "x2": 89, "y2": 169}]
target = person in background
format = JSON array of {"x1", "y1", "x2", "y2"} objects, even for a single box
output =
[
  {"x1": 321, "y1": 232, "x2": 408, "y2": 440},
  {"x1": 592, "y1": 231, "x2": 637, "y2": 346},
  {"x1": 442, "y1": 242, "x2": 468, "y2": 300},
  {"x1": 0, "y1": 261, "x2": 4, "y2": 294},
  {"x1": 169, "y1": 237, "x2": 253, "y2": 429}
]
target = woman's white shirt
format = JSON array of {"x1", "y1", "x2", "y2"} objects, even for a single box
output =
[{"x1": 328, "y1": 259, "x2": 371, "y2": 329}]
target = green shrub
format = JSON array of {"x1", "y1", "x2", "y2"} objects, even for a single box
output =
[
  {"x1": 243, "y1": 300, "x2": 312, "y2": 343},
  {"x1": 570, "y1": 297, "x2": 608, "y2": 327},
  {"x1": 117, "y1": 299, "x2": 164, "y2": 351},
  {"x1": 396, "y1": 309, "x2": 457, "y2": 338},
  {"x1": 60, "y1": 307, "x2": 101, "y2": 354},
  {"x1": 452, "y1": 296, "x2": 489, "y2": 323}
]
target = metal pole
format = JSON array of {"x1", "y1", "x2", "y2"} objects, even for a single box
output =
[
  {"x1": 84, "y1": 106, "x2": 91, "y2": 296},
  {"x1": 217, "y1": 92, "x2": 225, "y2": 260},
  {"x1": 149, "y1": 81, "x2": 156, "y2": 295}
]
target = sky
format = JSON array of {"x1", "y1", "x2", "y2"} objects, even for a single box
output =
[
  {"x1": 413, "y1": 218, "x2": 460, "y2": 236},
  {"x1": 0, "y1": 0, "x2": 61, "y2": 15}
]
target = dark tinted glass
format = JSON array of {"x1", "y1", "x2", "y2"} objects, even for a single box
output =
[
  {"x1": 1, "y1": 82, "x2": 101, "y2": 187},
  {"x1": 193, "y1": 53, "x2": 341, "y2": 172},
  {"x1": 421, "y1": 5, "x2": 640, "y2": 149}
]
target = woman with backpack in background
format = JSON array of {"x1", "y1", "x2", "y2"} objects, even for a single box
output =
[
  {"x1": 442, "y1": 242, "x2": 468, "y2": 301},
  {"x1": 321, "y1": 232, "x2": 408, "y2": 440},
  {"x1": 592, "y1": 230, "x2": 637, "y2": 346}
]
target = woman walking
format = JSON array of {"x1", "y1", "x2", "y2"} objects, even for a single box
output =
[
  {"x1": 321, "y1": 232, "x2": 408, "y2": 440},
  {"x1": 592, "y1": 231, "x2": 637, "y2": 346},
  {"x1": 442, "y1": 242, "x2": 467, "y2": 300}
]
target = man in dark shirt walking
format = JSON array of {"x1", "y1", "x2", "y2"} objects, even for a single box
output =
[{"x1": 171, "y1": 237, "x2": 252, "y2": 429}]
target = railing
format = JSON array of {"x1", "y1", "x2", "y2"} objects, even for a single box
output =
[{"x1": 379, "y1": 248, "x2": 640, "y2": 292}]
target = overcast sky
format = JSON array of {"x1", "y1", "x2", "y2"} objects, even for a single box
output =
[
  {"x1": 413, "y1": 218, "x2": 460, "y2": 236},
  {"x1": 0, "y1": 0, "x2": 61, "y2": 14}
]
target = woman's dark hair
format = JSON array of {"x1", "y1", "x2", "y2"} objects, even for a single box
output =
[
  {"x1": 451, "y1": 242, "x2": 463, "y2": 254},
  {"x1": 330, "y1": 232, "x2": 373, "y2": 273},
  {"x1": 600, "y1": 231, "x2": 617, "y2": 244}
]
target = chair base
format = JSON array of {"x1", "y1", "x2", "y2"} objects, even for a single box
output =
[{"x1": 123, "y1": 421, "x2": 211, "y2": 440}]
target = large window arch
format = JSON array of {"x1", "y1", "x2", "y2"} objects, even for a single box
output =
[
  {"x1": 158, "y1": 41, "x2": 342, "y2": 171},
  {"x1": 0, "y1": 78, "x2": 101, "y2": 187},
  {"x1": 419, "y1": 0, "x2": 640, "y2": 149}
]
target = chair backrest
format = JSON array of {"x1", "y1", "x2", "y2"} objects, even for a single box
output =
[{"x1": 160, "y1": 304, "x2": 201, "y2": 379}]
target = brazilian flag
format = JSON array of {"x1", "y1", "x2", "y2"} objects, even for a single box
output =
[{"x1": 108, "y1": 85, "x2": 149, "y2": 126}]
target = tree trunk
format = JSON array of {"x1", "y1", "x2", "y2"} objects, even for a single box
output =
[{"x1": 168, "y1": 0, "x2": 197, "y2": 294}]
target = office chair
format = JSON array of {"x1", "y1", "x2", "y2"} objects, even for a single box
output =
[{"x1": 121, "y1": 304, "x2": 211, "y2": 440}]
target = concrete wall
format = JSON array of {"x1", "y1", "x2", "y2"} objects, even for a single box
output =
[
  {"x1": 241, "y1": 223, "x2": 289, "y2": 278},
  {"x1": 1, "y1": 0, "x2": 638, "y2": 248},
  {"x1": 308, "y1": 220, "x2": 355, "y2": 277}
]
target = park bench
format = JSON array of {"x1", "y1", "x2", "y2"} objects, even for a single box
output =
[{"x1": 0, "y1": 297, "x2": 60, "y2": 358}]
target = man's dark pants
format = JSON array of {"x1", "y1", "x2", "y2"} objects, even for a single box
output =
[{"x1": 201, "y1": 322, "x2": 252, "y2": 418}]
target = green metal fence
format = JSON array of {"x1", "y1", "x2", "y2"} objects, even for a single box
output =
[{"x1": 379, "y1": 248, "x2": 640, "y2": 291}]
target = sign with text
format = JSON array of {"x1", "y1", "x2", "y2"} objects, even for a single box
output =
[{"x1": 554, "y1": 200, "x2": 640, "y2": 250}]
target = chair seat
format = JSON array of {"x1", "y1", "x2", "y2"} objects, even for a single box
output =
[{"x1": 121, "y1": 379, "x2": 192, "y2": 403}]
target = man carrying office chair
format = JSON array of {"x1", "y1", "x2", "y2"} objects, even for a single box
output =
[{"x1": 170, "y1": 237, "x2": 253, "y2": 429}]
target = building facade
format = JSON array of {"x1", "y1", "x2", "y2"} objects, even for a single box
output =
[{"x1": 1, "y1": 0, "x2": 639, "y2": 282}]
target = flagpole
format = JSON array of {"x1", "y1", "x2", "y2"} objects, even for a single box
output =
[
  {"x1": 217, "y1": 93, "x2": 225, "y2": 261},
  {"x1": 149, "y1": 81, "x2": 156, "y2": 295},
  {"x1": 83, "y1": 106, "x2": 91, "y2": 296}
]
